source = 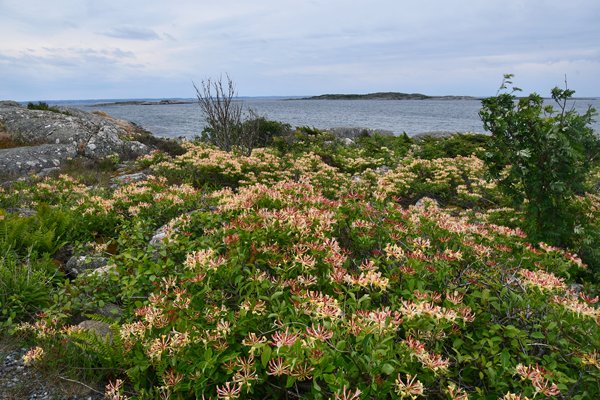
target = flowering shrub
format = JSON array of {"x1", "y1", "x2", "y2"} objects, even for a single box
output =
[{"x1": 1, "y1": 133, "x2": 599, "y2": 399}]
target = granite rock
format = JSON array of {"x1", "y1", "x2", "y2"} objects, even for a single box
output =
[{"x1": 0, "y1": 101, "x2": 150, "y2": 180}]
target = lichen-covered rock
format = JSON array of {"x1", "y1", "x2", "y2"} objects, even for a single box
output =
[
  {"x1": 5, "y1": 207, "x2": 37, "y2": 217},
  {"x1": 0, "y1": 143, "x2": 76, "y2": 179},
  {"x1": 111, "y1": 171, "x2": 149, "y2": 185},
  {"x1": 65, "y1": 255, "x2": 110, "y2": 278},
  {"x1": 149, "y1": 224, "x2": 172, "y2": 247},
  {"x1": 374, "y1": 165, "x2": 391, "y2": 174},
  {"x1": 0, "y1": 101, "x2": 150, "y2": 180},
  {"x1": 96, "y1": 303, "x2": 123, "y2": 319},
  {"x1": 77, "y1": 320, "x2": 113, "y2": 341},
  {"x1": 415, "y1": 197, "x2": 440, "y2": 208}
]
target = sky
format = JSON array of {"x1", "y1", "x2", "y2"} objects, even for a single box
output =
[{"x1": 0, "y1": 0, "x2": 599, "y2": 100}]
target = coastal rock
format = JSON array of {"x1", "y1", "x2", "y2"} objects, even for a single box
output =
[
  {"x1": 0, "y1": 143, "x2": 76, "y2": 179},
  {"x1": 83, "y1": 263, "x2": 117, "y2": 278},
  {"x1": 0, "y1": 101, "x2": 150, "y2": 180},
  {"x1": 150, "y1": 224, "x2": 172, "y2": 247},
  {"x1": 149, "y1": 209, "x2": 210, "y2": 250},
  {"x1": 65, "y1": 255, "x2": 110, "y2": 278},
  {"x1": 77, "y1": 320, "x2": 113, "y2": 341},
  {"x1": 5, "y1": 207, "x2": 37, "y2": 217},
  {"x1": 412, "y1": 131, "x2": 458, "y2": 139},
  {"x1": 374, "y1": 165, "x2": 391, "y2": 174},
  {"x1": 96, "y1": 303, "x2": 123, "y2": 319},
  {"x1": 415, "y1": 197, "x2": 439, "y2": 208},
  {"x1": 111, "y1": 171, "x2": 149, "y2": 185},
  {"x1": 328, "y1": 127, "x2": 394, "y2": 139}
]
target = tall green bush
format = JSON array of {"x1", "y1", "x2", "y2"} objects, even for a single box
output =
[{"x1": 479, "y1": 75, "x2": 598, "y2": 246}]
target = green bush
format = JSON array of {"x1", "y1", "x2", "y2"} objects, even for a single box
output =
[
  {"x1": 26, "y1": 101, "x2": 66, "y2": 114},
  {"x1": 242, "y1": 117, "x2": 292, "y2": 148},
  {"x1": 480, "y1": 75, "x2": 599, "y2": 247},
  {"x1": 412, "y1": 133, "x2": 490, "y2": 159}
]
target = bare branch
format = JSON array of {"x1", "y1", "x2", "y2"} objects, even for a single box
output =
[{"x1": 194, "y1": 74, "x2": 257, "y2": 155}]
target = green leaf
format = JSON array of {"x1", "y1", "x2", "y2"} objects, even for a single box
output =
[
  {"x1": 271, "y1": 291, "x2": 284, "y2": 300},
  {"x1": 336, "y1": 340, "x2": 347, "y2": 351},
  {"x1": 381, "y1": 363, "x2": 394, "y2": 375},
  {"x1": 531, "y1": 332, "x2": 545, "y2": 340},
  {"x1": 261, "y1": 346, "x2": 271, "y2": 368},
  {"x1": 286, "y1": 375, "x2": 296, "y2": 388}
]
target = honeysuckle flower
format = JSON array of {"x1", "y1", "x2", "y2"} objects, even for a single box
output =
[
  {"x1": 515, "y1": 363, "x2": 543, "y2": 381},
  {"x1": 291, "y1": 362, "x2": 315, "y2": 381},
  {"x1": 394, "y1": 373, "x2": 424, "y2": 398},
  {"x1": 551, "y1": 295, "x2": 600, "y2": 321},
  {"x1": 518, "y1": 269, "x2": 566, "y2": 291},
  {"x1": 184, "y1": 249, "x2": 216, "y2": 270},
  {"x1": 216, "y1": 381, "x2": 241, "y2": 399},
  {"x1": 105, "y1": 378, "x2": 127, "y2": 400},
  {"x1": 306, "y1": 323, "x2": 334, "y2": 341},
  {"x1": 420, "y1": 352, "x2": 450, "y2": 373},
  {"x1": 446, "y1": 291, "x2": 464, "y2": 304},
  {"x1": 404, "y1": 336, "x2": 426, "y2": 355},
  {"x1": 579, "y1": 292, "x2": 599, "y2": 304},
  {"x1": 501, "y1": 393, "x2": 531, "y2": 400},
  {"x1": 146, "y1": 335, "x2": 170, "y2": 360},
  {"x1": 447, "y1": 383, "x2": 469, "y2": 400},
  {"x1": 232, "y1": 368, "x2": 258, "y2": 388},
  {"x1": 234, "y1": 355, "x2": 255, "y2": 373},
  {"x1": 532, "y1": 377, "x2": 560, "y2": 397},
  {"x1": 334, "y1": 386, "x2": 362, "y2": 400},
  {"x1": 266, "y1": 357, "x2": 291, "y2": 376},
  {"x1": 22, "y1": 346, "x2": 44, "y2": 366},
  {"x1": 384, "y1": 242, "x2": 406, "y2": 259},
  {"x1": 581, "y1": 350, "x2": 600, "y2": 369},
  {"x1": 162, "y1": 368, "x2": 184, "y2": 387},
  {"x1": 515, "y1": 363, "x2": 560, "y2": 397},
  {"x1": 271, "y1": 328, "x2": 300, "y2": 348}
]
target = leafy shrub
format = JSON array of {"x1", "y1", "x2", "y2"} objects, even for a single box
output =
[
  {"x1": 132, "y1": 130, "x2": 186, "y2": 157},
  {"x1": 26, "y1": 101, "x2": 67, "y2": 114},
  {"x1": 412, "y1": 133, "x2": 490, "y2": 159},
  {"x1": 480, "y1": 75, "x2": 598, "y2": 248},
  {"x1": 242, "y1": 117, "x2": 292, "y2": 148}
]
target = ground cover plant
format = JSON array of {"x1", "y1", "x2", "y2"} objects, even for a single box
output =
[{"x1": 0, "y1": 87, "x2": 599, "y2": 399}]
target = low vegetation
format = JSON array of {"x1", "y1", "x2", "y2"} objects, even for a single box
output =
[
  {"x1": 26, "y1": 101, "x2": 70, "y2": 115},
  {"x1": 0, "y1": 80, "x2": 598, "y2": 399}
]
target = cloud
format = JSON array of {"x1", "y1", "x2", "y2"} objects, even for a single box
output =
[
  {"x1": 101, "y1": 26, "x2": 161, "y2": 41},
  {"x1": 1, "y1": 0, "x2": 599, "y2": 99}
]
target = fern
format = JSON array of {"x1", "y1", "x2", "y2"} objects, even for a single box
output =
[
  {"x1": 70, "y1": 317, "x2": 126, "y2": 366},
  {"x1": 56, "y1": 320, "x2": 127, "y2": 383},
  {"x1": 0, "y1": 251, "x2": 56, "y2": 322}
]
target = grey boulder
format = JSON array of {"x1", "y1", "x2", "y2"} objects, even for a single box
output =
[{"x1": 0, "y1": 101, "x2": 150, "y2": 180}]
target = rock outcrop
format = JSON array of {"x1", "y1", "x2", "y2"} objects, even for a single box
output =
[{"x1": 0, "y1": 101, "x2": 150, "y2": 180}]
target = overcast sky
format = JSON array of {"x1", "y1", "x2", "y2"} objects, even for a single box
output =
[{"x1": 1, "y1": 0, "x2": 598, "y2": 100}]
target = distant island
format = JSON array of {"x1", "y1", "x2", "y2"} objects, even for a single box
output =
[
  {"x1": 299, "y1": 92, "x2": 478, "y2": 100},
  {"x1": 93, "y1": 99, "x2": 194, "y2": 106}
]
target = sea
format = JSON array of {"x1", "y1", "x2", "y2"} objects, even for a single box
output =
[{"x1": 44, "y1": 97, "x2": 600, "y2": 139}]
